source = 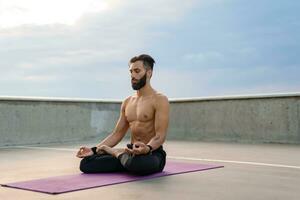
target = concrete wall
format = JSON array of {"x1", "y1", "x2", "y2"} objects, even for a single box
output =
[
  {"x1": 0, "y1": 97, "x2": 121, "y2": 146},
  {"x1": 0, "y1": 93, "x2": 299, "y2": 146},
  {"x1": 169, "y1": 93, "x2": 300, "y2": 144}
]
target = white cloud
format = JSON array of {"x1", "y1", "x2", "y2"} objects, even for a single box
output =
[
  {"x1": 0, "y1": 0, "x2": 110, "y2": 28},
  {"x1": 0, "y1": 0, "x2": 198, "y2": 98}
]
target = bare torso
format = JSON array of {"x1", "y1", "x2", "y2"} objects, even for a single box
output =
[{"x1": 125, "y1": 92, "x2": 161, "y2": 144}]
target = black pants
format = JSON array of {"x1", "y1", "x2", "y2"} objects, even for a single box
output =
[{"x1": 80, "y1": 146, "x2": 166, "y2": 175}]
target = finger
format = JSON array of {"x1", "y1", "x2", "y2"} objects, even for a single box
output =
[
  {"x1": 83, "y1": 147, "x2": 89, "y2": 151},
  {"x1": 76, "y1": 154, "x2": 83, "y2": 158},
  {"x1": 126, "y1": 147, "x2": 133, "y2": 153},
  {"x1": 79, "y1": 147, "x2": 87, "y2": 154},
  {"x1": 133, "y1": 143, "x2": 141, "y2": 149},
  {"x1": 76, "y1": 150, "x2": 82, "y2": 156},
  {"x1": 133, "y1": 147, "x2": 139, "y2": 152},
  {"x1": 125, "y1": 147, "x2": 133, "y2": 154},
  {"x1": 133, "y1": 144, "x2": 143, "y2": 151},
  {"x1": 133, "y1": 148, "x2": 141, "y2": 155},
  {"x1": 134, "y1": 151, "x2": 142, "y2": 155},
  {"x1": 132, "y1": 145, "x2": 138, "y2": 150}
]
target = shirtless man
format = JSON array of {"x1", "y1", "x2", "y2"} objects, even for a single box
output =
[{"x1": 76, "y1": 54, "x2": 170, "y2": 175}]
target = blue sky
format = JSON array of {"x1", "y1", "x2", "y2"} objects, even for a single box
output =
[{"x1": 0, "y1": 0, "x2": 299, "y2": 99}]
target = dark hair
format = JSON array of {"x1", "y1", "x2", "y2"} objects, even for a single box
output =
[{"x1": 129, "y1": 54, "x2": 155, "y2": 70}]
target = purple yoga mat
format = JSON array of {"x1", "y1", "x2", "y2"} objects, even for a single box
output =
[{"x1": 1, "y1": 161, "x2": 223, "y2": 194}]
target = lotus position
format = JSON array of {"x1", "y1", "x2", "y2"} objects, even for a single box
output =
[{"x1": 76, "y1": 54, "x2": 170, "y2": 175}]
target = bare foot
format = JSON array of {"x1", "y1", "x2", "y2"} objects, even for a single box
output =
[{"x1": 99, "y1": 145, "x2": 125, "y2": 158}]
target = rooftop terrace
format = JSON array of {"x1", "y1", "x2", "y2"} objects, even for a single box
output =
[{"x1": 0, "y1": 93, "x2": 300, "y2": 199}]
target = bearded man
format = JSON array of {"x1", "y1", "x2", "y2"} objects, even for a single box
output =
[{"x1": 77, "y1": 54, "x2": 169, "y2": 175}]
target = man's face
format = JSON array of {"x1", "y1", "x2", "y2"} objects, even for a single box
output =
[{"x1": 129, "y1": 61, "x2": 148, "y2": 90}]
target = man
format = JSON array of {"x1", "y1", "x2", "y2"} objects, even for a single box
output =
[{"x1": 76, "y1": 54, "x2": 170, "y2": 175}]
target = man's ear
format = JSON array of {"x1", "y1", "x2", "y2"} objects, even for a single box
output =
[{"x1": 147, "y1": 70, "x2": 153, "y2": 79}]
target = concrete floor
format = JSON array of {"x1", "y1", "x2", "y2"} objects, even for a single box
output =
[{"x1": 0, "y1": 140, "x2": 300, "y2": 200}]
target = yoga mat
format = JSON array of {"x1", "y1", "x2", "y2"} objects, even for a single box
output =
[{"x1": 1, "y1": 161, "x2": 223, "y2": 194}]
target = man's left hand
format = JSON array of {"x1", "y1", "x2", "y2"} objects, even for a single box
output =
[{"x1": 127, "y1": 141, "x2": 150, "y2": 155}]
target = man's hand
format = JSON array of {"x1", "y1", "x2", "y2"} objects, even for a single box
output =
[
  {"x1": 76, "y1": 146, "x2": 93, "y2": 158},
  {"x1": 125, "y1": 141, "x2": 150, "y2": 155},
  {"x1": 96, "y1": 146, "x2": 106, "y2": 155}
]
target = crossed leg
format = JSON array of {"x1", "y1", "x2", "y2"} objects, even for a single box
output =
[{"x1": 80, "y1": 145, "x2": 166, "y2": 175}]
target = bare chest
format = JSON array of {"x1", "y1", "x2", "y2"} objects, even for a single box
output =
[{"x1": 125, "y1": 97, "x2": 155, "y2": 122}]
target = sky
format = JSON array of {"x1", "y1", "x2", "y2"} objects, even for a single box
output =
[{"x1": 0, "y1": 0, "x2": 299, "y2": 99}]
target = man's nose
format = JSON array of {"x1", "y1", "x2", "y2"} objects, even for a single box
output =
[{"x1": 131, "y1": 75, "x2": 137, "y2": 80}]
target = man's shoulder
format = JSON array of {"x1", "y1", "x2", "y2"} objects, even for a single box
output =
[
  {"x1": 154, "y1": 93, "x2": 169, "y2": 108},
  {"x1": 154, "y1": 92, "x2": 169, "y2": 102},
  {"x1": 122, "y1": 96, "x2": 132, "y2": 105}
]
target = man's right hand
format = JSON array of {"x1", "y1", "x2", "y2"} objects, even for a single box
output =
[{"x1": 76, "y1": 146, "x2": 93, "y2": 158}]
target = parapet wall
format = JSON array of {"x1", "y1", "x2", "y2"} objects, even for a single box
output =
[
  {"x1": 0, "y1": 93, "x2": 299, "y2": 146},
  {"x1": 169, "y1": 93, "x2": 300, "y2": 144},
  {"x1": 0, "y1": 97, "x2": 121, "y2": 146}
]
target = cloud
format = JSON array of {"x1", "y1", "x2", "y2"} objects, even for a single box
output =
[
  {"x1": 0, "y1": 0, "x2": 198, "y2": 98},
  {"x1": 0, "y1": 0, "x2": 110, "y2": 28}
]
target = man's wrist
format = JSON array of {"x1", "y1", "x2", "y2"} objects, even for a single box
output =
[
  {"x1": 91, "y1": 146, "x2": 97, "y2": 155},
  {"x1": 146, "y1": 145, "x2": 153, "y2": 154}
]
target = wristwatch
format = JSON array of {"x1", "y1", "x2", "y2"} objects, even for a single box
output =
[
  {"x1": 146, "y1": 145, "x2": 153, "y2": 154},
  {"x1": 91, "y1": 147, "x2": 97, "y2": 155}
]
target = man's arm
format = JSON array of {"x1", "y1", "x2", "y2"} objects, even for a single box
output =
[
  {"x1": 95, "y1": 97, "x2": 130, "y2": 148},
  {"x1": 147, "y1": 95, "x2": 170, "y2": 151}
]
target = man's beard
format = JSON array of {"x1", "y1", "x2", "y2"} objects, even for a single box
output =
[{"x1": 131, "y1": 72, "x2": 147, "y2": 90}]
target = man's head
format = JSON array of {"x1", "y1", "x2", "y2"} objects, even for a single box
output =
[{"x1": 129, "y1": 54, "x2": 155, "y2": 90}]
